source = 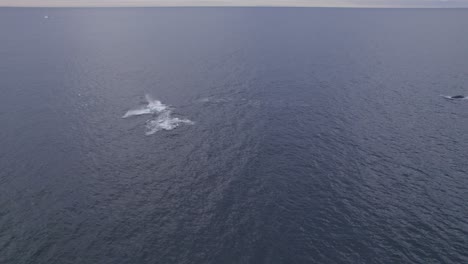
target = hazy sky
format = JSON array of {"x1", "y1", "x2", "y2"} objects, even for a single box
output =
[{"x1": 1, "y1": 0, "x2": 468, "y2": 7}]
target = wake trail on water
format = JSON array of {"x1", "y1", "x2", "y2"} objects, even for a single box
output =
[{"x1": 123, "y1": 94, "x2": 193, "y2": 135}]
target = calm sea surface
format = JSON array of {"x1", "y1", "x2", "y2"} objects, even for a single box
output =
[{"x1": 0, "y1": 8, "x2": 467, "y2": 264}]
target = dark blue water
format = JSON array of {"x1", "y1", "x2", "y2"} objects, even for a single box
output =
[{"x1": 1, "y1": 8, "x2": 467, "y2": 264}]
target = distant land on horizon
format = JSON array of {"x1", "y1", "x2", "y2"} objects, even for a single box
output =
[{"x1": 2, "y1": 0, "x2": 468, "y2": 8}]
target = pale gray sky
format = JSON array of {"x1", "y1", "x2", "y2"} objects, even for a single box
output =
[{"x1": 1, "y1": 0, "x2": 468, "y2": 7}]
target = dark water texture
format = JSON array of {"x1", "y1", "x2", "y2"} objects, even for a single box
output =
[{"x1": 0, "y1": 8, "x2": 467, "y2": 264}]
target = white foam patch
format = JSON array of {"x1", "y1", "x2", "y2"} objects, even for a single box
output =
[
  {"x1": 145, "y1": 94, "x2": 168, "y2": 112},
  {"x1": 145, "y1": 111, "x2": 194, "y2": 135},
  {"x1": 123, "y1": 94, "x2": 193, "y2": 135},
  {"x1": 199, "y1": 97, "x2": 230, "y2": 103}
]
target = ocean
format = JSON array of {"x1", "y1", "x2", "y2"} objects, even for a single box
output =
[{"x1": 0, "y1": 7, "x2": 467, "y2": 263}]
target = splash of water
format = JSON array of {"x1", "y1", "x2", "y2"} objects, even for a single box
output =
[
  {"x1": 122, "y1": 95, "x2": 167, "y2": 118},
  {"x1": 145, "y1": 111, "x2": 194, "y2": 135},
  {"x1": 123, "y1": 94, "x2": 193, "y2": 135}
]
